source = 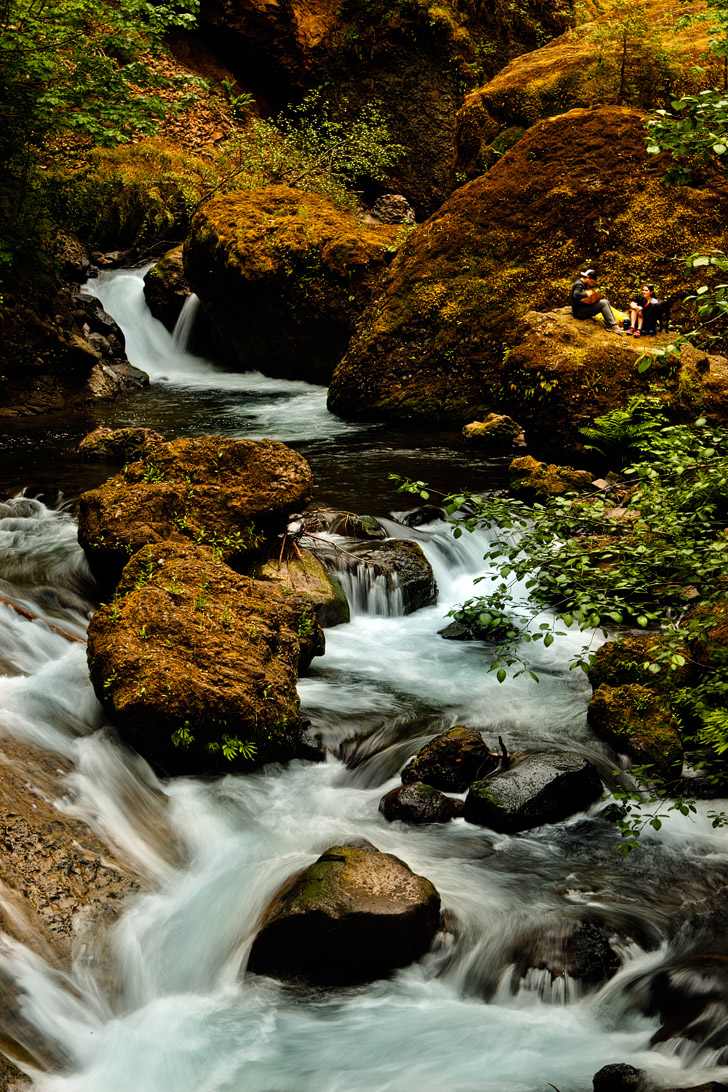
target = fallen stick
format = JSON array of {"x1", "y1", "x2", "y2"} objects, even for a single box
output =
[{"x1": 0, "y1": 593, "x2": 85, "y2": 645}]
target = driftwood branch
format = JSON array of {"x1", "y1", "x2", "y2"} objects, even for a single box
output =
[{"x1": 0, "y1": 593, "x2": 85, "y2": 645}]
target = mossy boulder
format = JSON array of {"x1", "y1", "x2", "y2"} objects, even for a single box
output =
[
  {"x1": 251, "y1": 550, "x2": 350, "y2": 628},
  {"x1": 77, "y1": 435, "x2": 313, "y2": 588},
  {"x1": 401, "y1": 725, "x2": 496, "y2": 792},
  {"x1": 510, "y1": 454, "x2": 594, "y2": 500},
  {"x1": 77, "y1": 426, "x2": 165, "y2": 462},
  {"x1": 87, "y1": 539, "x2": 324, "y2": 773},
  {"x1": 247, "y1": 841, "x2": 441, "y2": 984},
  {"x1": 183, "y1": 186, "x2": 398, "y2": 383},
  {"x1": 588, "y1": 684, "x2": 683, "y2": 777},
  {"x1": 453, "y1": 1, "x2": 722, "y2": 181},
  {"x1": 464, "y1": 751, "x2": 603, "y2": 832},
  {"x1": 589, "y1": 635, "x2": 693, "y2": 695},
  {"x1": 327, "y1": 107, "x2": 728, "y2": 439},
  {"x1": 379, "y1": 781, "x2": 463, "y2": 824},
  {"x1": 143, "y1": 245, "x2": 191, "y2": 329},
  {"x1": 463, "y1": 413, "x2": 523, "y2": 445}
]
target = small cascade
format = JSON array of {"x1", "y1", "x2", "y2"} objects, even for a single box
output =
[
  {"x1": 328, "y1": 558, "x2": 405, "y2": 617},
  {"x1": 172, "y1": 294, "x2": 200, "y2": 353}
]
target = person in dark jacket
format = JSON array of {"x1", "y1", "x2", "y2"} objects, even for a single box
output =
[{"x1": 570, "y1": 269, "x2": 623, "y2": 333}]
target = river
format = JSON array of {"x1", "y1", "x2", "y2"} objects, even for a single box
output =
[{"x1": 0, "y1": 268, "x2": 727, "y2": 1092}]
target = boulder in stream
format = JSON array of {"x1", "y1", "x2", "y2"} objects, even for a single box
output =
[
  {"x1": 251, "y1": 550, "x2": 350, "y2": 628},
  {"x1": 588, "y1": 684, "x2": 683, "y2": 778},
  {"x1": 464, "y1": 751, "x2": 603, "y2": 833},
  {"x1": 379, "y1": 781, "x2": 463, "y2": 824},
  {"x1": 143, "y1": 245, "x2": 191, "y2": 330},
  {"x1": 78, "y1": 434, "x2": 313, "y2": 587},
  {"x1": 327, "y1": 539, "x2": 437, "y2": 615},
  {"x1": 87, "y1": 539, "x2": 324, "y2": 773},
  {"x1": 76, "y1": 426, "x2": 165, "y2": 462},
  {"x1": 510, "y1": 916, "x2": 620, "y2": 995},
  {"x1": 247, "y1": 841, "x2": 441, "y2": 984},
  {"x1": 401, "y1": 726, "x2": 496, "y2": 792},
  {"x1": 593, "y1": 1064, "x2": 646, "y2": 1092}
]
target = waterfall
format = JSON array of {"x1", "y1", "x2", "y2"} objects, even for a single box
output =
[{"x1": 172, "y1": 294, "x2": 200, "y2": 353}]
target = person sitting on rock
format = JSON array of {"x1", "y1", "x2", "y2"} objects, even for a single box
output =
[
  {"x1": 570, "y1": 269, "x2": 623, "y2": 333},
  {"x1": 627, "y1": 283, "x2": 660, "y2": 336}
]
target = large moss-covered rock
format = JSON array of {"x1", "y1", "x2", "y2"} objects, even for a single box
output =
[
  {"x1": 453, "y1": 0, "x2": 720, "y2": 181},
  {"x1": 77, "y1": 426, "x2": 165, "y2": 462},
  {"x1": 510, "y1": 454, "x2": 594, "y2": 500},
  {"x1": 401, "y1": 725, "x2": 496, "y2": 792},
  {"x1": 183, "y1": 186, "x2": 398, "y2": 382},
  {"x1": 77, "y1": 434, "x2": 313, "y2": 587},
  {"x1": 247, "y1": 841, "x2": 441, "y2": 984},
  {"x1": 251, "y1": 550, "x2": 350, "y2": 628},
  {"x1": 588, "y1": 684, "x2": 683, "y2": 777},
  {"x1": 327, "y1": 107, "x2": 728, "y2": 438},
  {"x1": 87, "y1": 540, "x2": 324, "y2": 773},
  {"x1": 464, "y1": 751, "x2": 603, "y2": 832},
  {"x1": 589, "y1": 635, "x2": 693, "y2": 695}
]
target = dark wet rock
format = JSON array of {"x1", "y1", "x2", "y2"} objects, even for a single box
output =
[
  {"x1": 87, "y1": 539, "x2": 324, "y2": 774},
  {"x1": 439, "y1": 620, "x2": 476, "y2": 641},
  {"x1": 510, "y1": 455, "x2": 594, "y2": 501},
  {"x1": 400, "y1": 505, "x2": 447, "y2": 528},
  {"x1": 512, "y1": 917, "x2": 621, "y2": 991},
  {"x1": 295, "y1": 731, "x2": 327, "y2": 763},
  {"x1": 379, "y1": 781, "x2": 463, "y2": 824},
  {"x1": 588, "y1": 684, "x2": 683, "y2": 778},
  {"x1": 593, "y1": 1063, "x2": 645, "y2": 1092},
  {"x1": 77, "y1": 434, "x2": 313, "y2": 588},
  {"x1": 143, "y1": 245, "x2": 191, "y2": 329},
  {"x1": 368, "y1": 194, "x2": 416, "y2": 225},
  {"x1": 77, "y1": 427, "x2": 165, "y2": 462},
  {"x1": 336, "y1": 539, "x2": 437, "y2": 615},
  {"x1": 464, "y1": 751, "x2": 603, "y2": 833},
  {"x1": 401, "y1": 726, "x2": 496, "y2": 792},
  {"x1": 247, "y1": 841, "x2": 441, "y2": 985}
]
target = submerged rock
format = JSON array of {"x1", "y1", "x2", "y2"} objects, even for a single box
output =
[
  {"x1": 588, "y1": 684, "x2": 683, "y2": 778},
  {"x1": 247, "y1": 842, "x2": 441, "y2": 984},
  {"x1": 401, "y1": 726, "x2": 496, "y2": 792},
  {"x1": 379, "y1": 781, "x2": 463, "y2": 824},
  {"x1": 510, "y1": 916, "x2": 620, "y2": 993},
  {"x1": 87, "y1": 539, "x2": 324, "y2": 773},
  {"x1": 464, "y1": 751, "x2": 603, "y2": 833},
  {"x1": 77, "y1": 434, "x2": 313, "y2": 587}
]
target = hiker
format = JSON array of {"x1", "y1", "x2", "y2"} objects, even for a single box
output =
[
  {"x1": 570, "y1": 269, "x2": 623, "y2": 333},
  {"x1": 627, "y1": 283, "x2": 660, "y2": 337}
]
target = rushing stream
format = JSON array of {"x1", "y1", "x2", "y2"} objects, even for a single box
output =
[{"x1": 1, "y1": 269, "x2": 727, "y2": 1091}]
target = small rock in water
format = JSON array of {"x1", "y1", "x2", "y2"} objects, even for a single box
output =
[
  {"x1": 247, "y1": 841, "x2": 441, "y2": 985},
  {"x1": 379, "y1": 782, "x2": 463, "y2": 824},
  {"x1": 402, "y1": 726, "x2": 496, "y2": 793},
  {"x1": 593, "y1": 1063, "x2": 645, "y2": 1092},
  {"x1": 464, "y1": 751, "x2": 603, "y2": 833}
]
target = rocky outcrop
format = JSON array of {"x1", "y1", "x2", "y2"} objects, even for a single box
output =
[
  {"x1": 77, "y1": 427, "x2": 165, "y2": 462},
  {"x1": 247, "y1": 841, "x2": 441, "y2": 983},
  {"x1": 194, "y1": 0, "x2": 569, "y2": 216},
  {"x1": 588, "y1": 684, "x2": 683, "y2": 777},
  {"x1": 77, "y1": 434, "x2": 313, "y2": 587},
  {"x1": 87, "y1": 539, "x2": 324, "y2": 773},
  {"x1": 464, "y1": 751, "x2": 603, "y2": 832},
  {"x1": 379, "y1": 781, "x2": 463, "y2": 823},
  {"x1": 453, "y1": 1, "x2": 720, "y2": 181},
  {"x1": 252, "y1": 550, "x2": 350, "y2": 627},
  {"x1": 401, "y1": 726, "x2": 496, "y2": 792},
  {"x1": 143, "y1": 245, "x2": 191, "y2": 329},
  {"x1": 183, "y1": 186, "x2": 398, "y2": 383},
  {"x1": 327, "y1": 107, "x2": 728, "y2": 440},
  {"x1": 510, "y1": 454, "x2": 594, "y2": 500}
]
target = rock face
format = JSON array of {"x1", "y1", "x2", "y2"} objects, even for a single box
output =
[
  {"x1": 379, "y1": 782, "x2": 463, "y2": 824},
  {"x1": 401, "y1": 726, "x2": 496, "y2": 792},
  {"x1": 143, "y1": 245, "x2": 191, "y2": 329},
  {"x1": 247, "y1": 842, "x2": 441, "y2": 984},
  {"x1": 510, "y1": 455, "x2": 594, "y2": 500},
  {"x1": 588, "y1": 684, "x2": 683, "y2": 778},
  {"x1": 183, "y1": 187, "x2": 398, "y2": 382},
  {"x1": 77, "y1": 435, "x2": 313, "y2": 587},
  {"x1": 327, "y1": 107, "x2": 728, "y2": 437},
  {"x1": 464, "y1": 751, "x2": 603, "y2": 833},
  {"x1": 87, "y1": 539, "x2": 324, "y2": 773},
  {"x1": 193, "y1": 0, "x2": 569, "y2": 217},
  {"x1": 77, "y1": 426, "x2": 165, "y2": 462}
]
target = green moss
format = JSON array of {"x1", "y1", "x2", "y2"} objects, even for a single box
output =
[{"x1": 588, "y1": 683, "x2": 683, "y2": 776}]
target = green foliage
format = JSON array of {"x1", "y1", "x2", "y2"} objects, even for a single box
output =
[
  {"x1": 579, "y1": 394, "x2": 667, "y2": 463},
  {"x1": 647, "y1": 90, "x2": 728, "y2": 182}
]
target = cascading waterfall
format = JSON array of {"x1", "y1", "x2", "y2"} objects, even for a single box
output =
[
  {"x1": 0, "y1": 272, "x2": 726, "y2": 1092},
  {"x1": 172, "y1": 294, "x2": 201, "y2": 353}
]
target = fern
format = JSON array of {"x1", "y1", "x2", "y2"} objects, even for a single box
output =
[
  {"x1": 580, "y1": 395, "x2": 667, "y2": 463},
  {"x1": 698, "y1": 708, "x2": 728, "y2": 755}
]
